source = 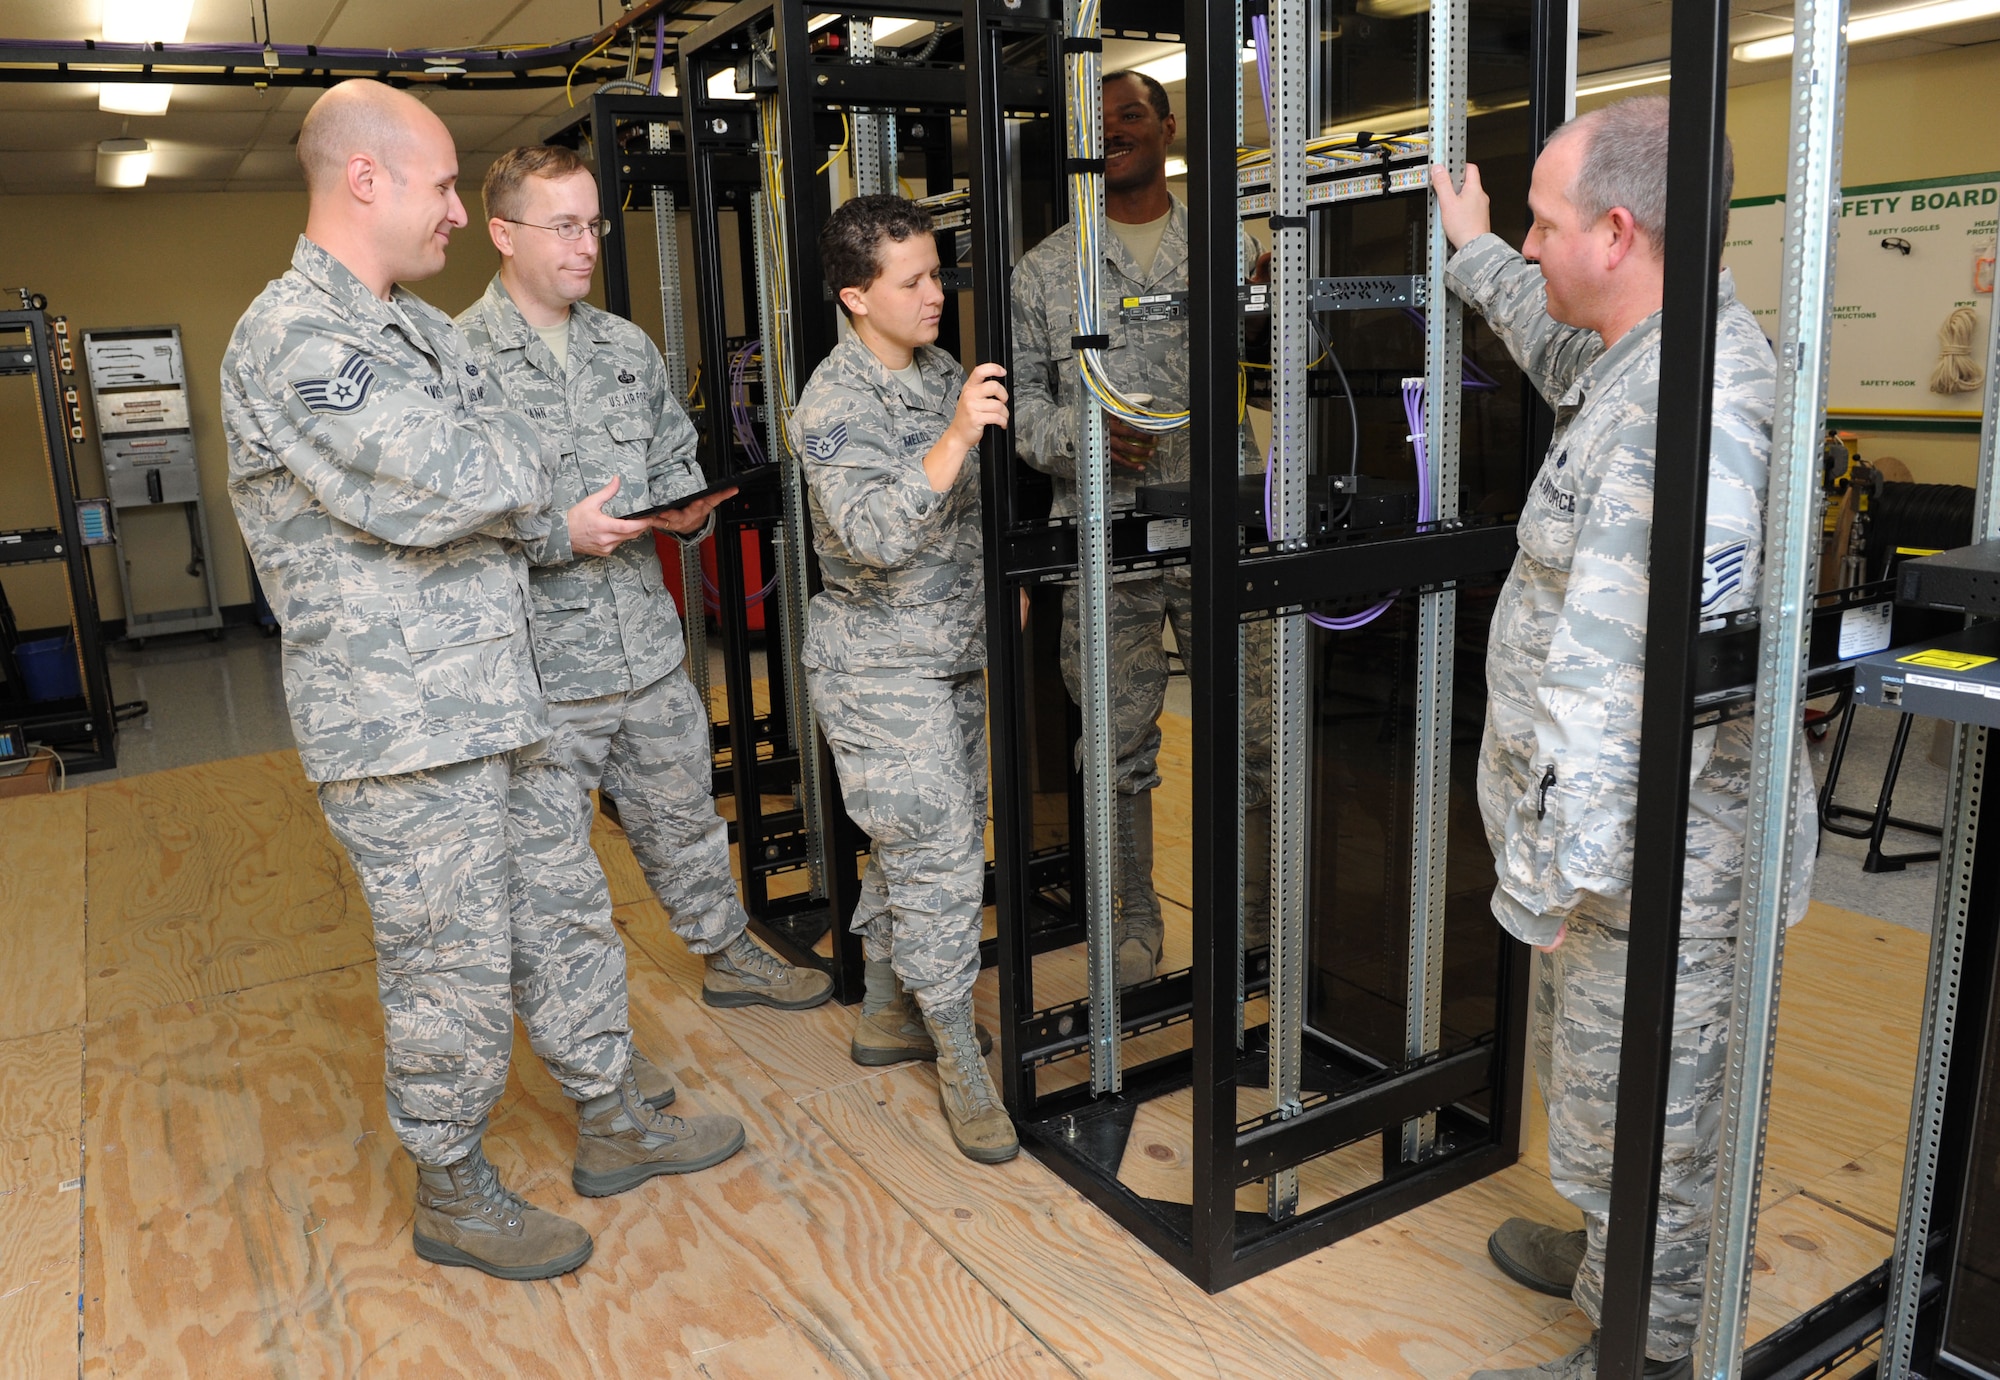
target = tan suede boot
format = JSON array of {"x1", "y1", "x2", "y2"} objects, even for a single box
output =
[
  {"x1": 702, "y1": 933, "x2": 835, "y2": 1010},
  {"x1": 413, "y1": 1144, "x2": 593, "y2": 1281},
  {"x1": 572, "y1": 1073, "x2": 746, "y2": 1197},
  {"x1": 630, "y1": 1049, "x2": 676, "y2": 1110},
  {"x1": 921, "y1": 996, "x2": 1018, "y2": 1164},
  {"x1": 852, "y1": 992, "x2": 994, "y2": 1066}
]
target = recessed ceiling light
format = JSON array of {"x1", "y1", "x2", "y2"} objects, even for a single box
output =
[
  {"x1": 96, "y1": 138, "x2": 152, "y2": 189},
  {"x1": 707, "y1": 66, "x2": 753, "y2": 100},
  {"x1": 1576, "y1": 61, "x2": 1672, "y2": 97},
  {"x1": 1734, "y1": 0, "x2": 2000, "y2": 61},
  {"x1": 101, "y1": 0, "x2": 193, "y2": 43},
  {"x1": 1164, "y1": 157, "x2": 1189, "y2": 176},
  {"x1": 99, "y1": 83, "x2": 173, "y2": 116}
]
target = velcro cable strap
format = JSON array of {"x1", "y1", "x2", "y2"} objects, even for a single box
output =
[
  {"x1": 1070, "y1": 334, "x2": 1111, "y2": 350},
  {"x1": 1066, "y1": 157, "x2": 1106, "y2": 174},
  {"x1": 1267, "y1": 214, "x2": 1308, "y2": 230},
  {"x1": 1061, "y1": 36, "x2": 1103, "y2": 52}
]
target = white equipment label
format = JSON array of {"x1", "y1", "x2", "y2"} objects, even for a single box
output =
[{"x1": 1838, "y1": 602, "x2": 1895, "y2": 660}]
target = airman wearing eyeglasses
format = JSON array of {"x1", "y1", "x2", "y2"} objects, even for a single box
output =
[{"x1": 458, "y1": 145, "x2": 834, "y2": 1024}]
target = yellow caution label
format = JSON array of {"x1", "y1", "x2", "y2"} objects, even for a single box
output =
[{"x1": 1897, "y1": 648, "x2": 1998, "y2": 671}]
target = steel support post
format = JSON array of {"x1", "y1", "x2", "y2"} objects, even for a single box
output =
[
  {"x1": 847, "y1": 23, "x2": 897, "y2": 197},
  {"x1": 1234, "y1": 0, "x2": 1250, "y2": 1049},
  {"x1": 1185, "y1": 0, "x2": 1252, "y2": 1286},
  {"x1": 752, "y1": 173, "x2": 832, "y2": 900},
  {"x1": 1264, "y1": 0, "x2": 1311, "y2": 1221},
  {"x1": 1693, "y1": 2, "x2": 1846, "y2": 1373},
  {"x1": 1597, "y1": 0, "x2": 1733, "y2": 1371},
  {"x1": 1063, "y1": 0, "x2": 1121, "y2": 1096},
  {"x1": 1404, "y1": 0, "x2": 1467, "y2": 1166},
  {"x1": 1882, "y1": 204, "x2": 2000, "y2": 1378},
  {"x1": 647, "y1": 128, "x2": 712, "y2": 712}
]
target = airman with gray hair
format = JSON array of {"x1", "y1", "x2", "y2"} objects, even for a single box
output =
[{"x1": 1429, "y1": 95, "x2": 1815, "y2": 1379}]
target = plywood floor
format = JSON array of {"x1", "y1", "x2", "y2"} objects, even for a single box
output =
[{"x1": 0, "y1": 742, "x2": 1923, "y2": 1378}]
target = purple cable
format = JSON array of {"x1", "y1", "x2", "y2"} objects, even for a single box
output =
[
  {"x1": 1262, "y1": 378, "x2": 1430, "y2": 632},
  {"x1": 729, "y1": 340, "x2": 765, "y2": 466},
  {"x1": 1251, "y1": 14, "x2": 1273, "y2": 126},
  {"x1": 1402, "y1": 307, "x2": 1501, "y2": 389},
  {"x1": 648, "y1": 12, "x2": 665, "y2": 94}
]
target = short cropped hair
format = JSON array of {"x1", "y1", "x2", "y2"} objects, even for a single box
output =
[
  {"x1": 1103, "y1": 69, "x2": 1171, "y2": 120},
  {"x1": 1555, "y1": 94, "x2": 1734, "y2": 256},
  {"x1": 482, "y1": 145, "x2": 593, "y2": 224},
  {"x1": 820, "y1": 194, "x2": 935, "y2": 318}
]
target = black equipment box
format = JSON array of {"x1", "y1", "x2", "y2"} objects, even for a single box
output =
[
  {"x1": 1897, "y1": 538, "x2": 2000, "y2": 617},
  {"x1": 1852, "y1": 621, "x2": 2000, "y2": 729},
  {"x1": 1135, "y1": 473, "x2": 1417, "y2": 535}
]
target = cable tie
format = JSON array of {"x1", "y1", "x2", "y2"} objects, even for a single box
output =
[
  {"x1": 1071, "y1": 333, "x2": 1111, "y2": 350},
  {"x1": 1066, "y1": 157, "x2": 1106, "y2": 174},
  {"x1": 1267, "y1": 213, "x2": 1307, "y2": 230},
  {"x1": 1061, "y1": 36, "x2": 1103, "y2": 53}
]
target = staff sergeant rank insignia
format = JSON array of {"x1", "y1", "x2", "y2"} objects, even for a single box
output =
[
  {"x1": 804, "y1": 422, "x2": 848, "y2": 461},
  {"x1": 290, "y1": 353, "x2": 377, "y2": 415}
]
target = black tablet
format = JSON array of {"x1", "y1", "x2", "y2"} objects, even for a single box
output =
[{"x1": 628, "y1": 462, "x2": 779, "y2": 519}]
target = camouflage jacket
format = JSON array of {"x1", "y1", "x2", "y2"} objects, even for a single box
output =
[
  {"x1": 1448, "y1": 232, "x2": 1815, "y2": 944},
  {"x1": 1010, "y1": 196, "x2": 1262, "y2": 521},
  {"x1": 791, "y1": 331, "x2": 983, "y2": 676},
  {"x1": 456, "y1": 277, "x2": 705, "y2": 703},
  {"x1": 221, "y1": 236, "x2": 552, "y2": 783}
]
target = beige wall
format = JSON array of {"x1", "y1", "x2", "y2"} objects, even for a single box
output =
[
  {"x1": 1584, "y1": 44, "x2": 2000, "y2": 488},
  {"x1": 0, "y1": 190, "x2": 512, "y2": 629},
  {"x1": 0, "y1": 186, "x2": 707, "y2": 633}
]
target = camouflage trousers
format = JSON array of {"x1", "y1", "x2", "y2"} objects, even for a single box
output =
[
  {"x1": 1533, "y1": 914, "x2": 1735, "y2": 1361},
  {"x1": 1059, "y1": 571, "x2": 1273, "y2": 948},
  {"x1": 547, "y1": 666, "x2": 744, "y2": 956},
  {"x1": 318, "y1": 737, "x2": 632, "y2": 1167},
  {"x1": 808, "y1": 669, "x2": 987, "y2": 1011}
]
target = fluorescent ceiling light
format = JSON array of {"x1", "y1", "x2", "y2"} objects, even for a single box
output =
[
  {"x1": 1164, "y1": 157, "x2": 1189, "y2": 176},
  {"x1": 872, "y1": 17, "x2": 932, "y2": 45},
  {"x1": 101, "y1": 0, "x2": 193, "y2": 43},
  {"x1": 1575, "y1": 61, "x2": 1672, "y2": 96},
  {"x1": 99, "y1": 82, "x2": 173, "y2": 115},
  {"x1": 1130, "y1": 46, "x2": 1262, "y2": 86},
  {"x1": 96, "y1": 137, "x2": 151, "y2": 188},
  {"x1": 1734, "y1": 0, "x2": 2000, "y2": 61}
]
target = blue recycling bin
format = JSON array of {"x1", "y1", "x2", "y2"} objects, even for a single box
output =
[{"x1": 15, "y1": 633, "x2": 83, "y2": 702}]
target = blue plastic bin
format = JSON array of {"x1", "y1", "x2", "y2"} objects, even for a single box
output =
[{"x1": 16, "y1": 633, "x2": 82, "y2": 702}]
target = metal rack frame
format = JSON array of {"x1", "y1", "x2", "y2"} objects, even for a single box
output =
[
  {"x1": 970, "y1": 0, "x2": 1548, "y2": 1291},
  {"x1": 0, "y1": 309, "x2": 118, "y2": 772}
]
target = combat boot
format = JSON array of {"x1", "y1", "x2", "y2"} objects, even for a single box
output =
[
  {"x1": 573, "y1": 1072, "x2": 746, "y2": 1197},
  {"x1": 1115, "y1": 793, "x2": 1163, "y2": 986},
  {"x1": 922, "y1": 996, "x2": 1018, "y2": 1164},
  {"x1": 851, "y1": 992, "x2": 994, "y2": 1065},
  {"x1": 630, "y1": 1048, "x2": 676, "y2": 1110},
  {"x1": 1488, "y1": 1216, "x2": 1586, "y2": 1297},
  {"x1": 702, "y1": 931, "x2": 835, "y2": 1011},
  {"x1": 412, "y1": 1144, "x2": 593, "y2": 1281}
]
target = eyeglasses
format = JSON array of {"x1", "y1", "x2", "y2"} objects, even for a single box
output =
[{"x1": 504, "y1": 217, "x2": 614, "y2": 242}]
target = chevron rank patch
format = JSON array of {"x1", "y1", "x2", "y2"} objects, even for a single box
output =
[
  {"x1": 1701, "y1": 540, "x2": 1748, "y2": 608},
  {"x1": 803, "y1": 422, "x2": 848, "y2": 462},
  {"x1": 291, "y1": 353, "x2": 377, "y2": 415}
]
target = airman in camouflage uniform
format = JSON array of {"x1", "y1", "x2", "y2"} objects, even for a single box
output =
[
  {"x1": 456, "y1": 146, "x2": 831, "y2": 1016},
  {"x1": 1437, "y1": 98, "x2": 1818, "y2": 1377},
  {"x1": 795, "y1": 193, "x2": 1015, "y2": 1163},
  {"x1": 222, "y1": 82, "x2": 740, "y2": 1284},
  {"x1": 1011, "y1": 72, "x2": 1272, "y2": 983}
]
